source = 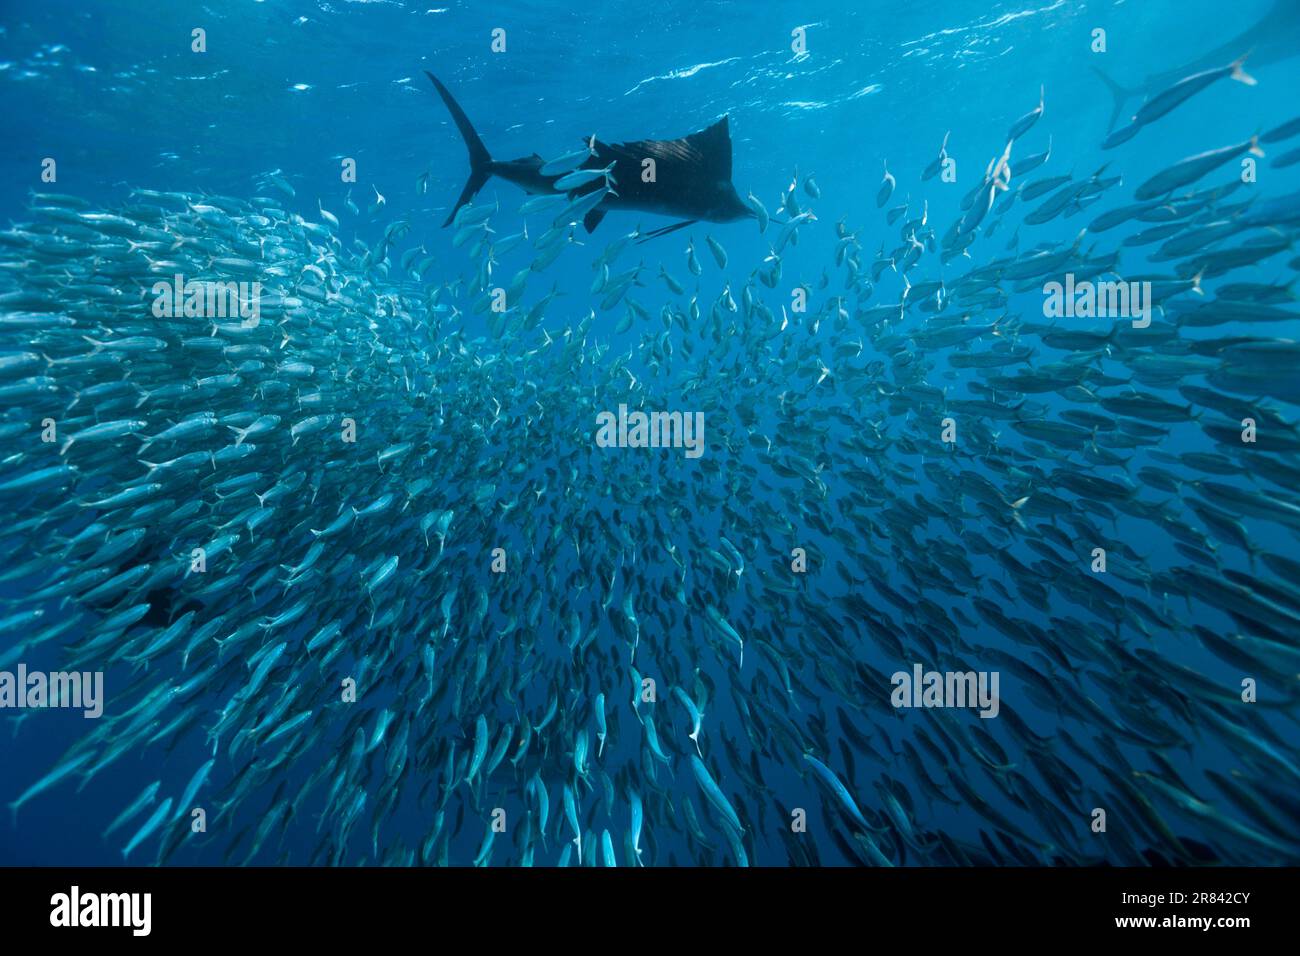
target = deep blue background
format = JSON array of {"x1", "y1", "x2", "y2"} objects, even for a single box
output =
[{"x1": 1, "y1": 0, "x2": 1297, "y2": 866}]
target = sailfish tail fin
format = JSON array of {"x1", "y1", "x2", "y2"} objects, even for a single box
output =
[
  {"x1": 1090, "y1": 66, "x2": 1136, "y2": 133},
  {"x1": 425, "y1": 72, "x2": 493, "y2": 227}
]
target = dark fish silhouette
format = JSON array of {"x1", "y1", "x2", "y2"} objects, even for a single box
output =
[{"x1": 425, "y1": 72, "x2": 754, "y2": 239}]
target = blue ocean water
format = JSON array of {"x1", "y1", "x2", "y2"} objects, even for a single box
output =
[{"x1": 0, "y1": 0, "x2": 1298, "y2": 867}]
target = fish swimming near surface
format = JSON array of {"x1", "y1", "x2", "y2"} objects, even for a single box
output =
[
  {"x1": 1092, "y1": 0, "x2": 1300, "y2": 132},
  {"x1": 425, "y1": 72, "x2": 755, "y2": 240},
  {"x1": 4, "y1": 14, "x2": 1300, "y2": 873}
]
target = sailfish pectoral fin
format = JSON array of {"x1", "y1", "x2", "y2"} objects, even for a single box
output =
[{"x1": 634, "y1": 220, "x2": 698, "y2": 244}]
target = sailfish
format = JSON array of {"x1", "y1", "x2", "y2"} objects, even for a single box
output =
[{"x1": 424, "y1": 72, "x2": 755, "y2": 241}]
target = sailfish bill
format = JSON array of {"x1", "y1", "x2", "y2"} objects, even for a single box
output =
[{"x1": 425, "y1": 72, "x2": 755, "y2": 235}]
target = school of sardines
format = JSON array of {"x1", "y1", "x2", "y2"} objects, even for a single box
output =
[{"x1": 2, "y1": 61, "x2": 1299, "y2": 867}]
